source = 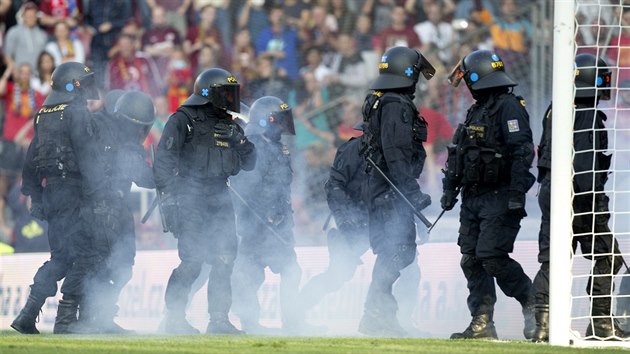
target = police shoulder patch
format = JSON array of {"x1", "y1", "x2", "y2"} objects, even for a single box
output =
[{"x1": 507, "y1": 119, "x2": 520, "y2": 133}]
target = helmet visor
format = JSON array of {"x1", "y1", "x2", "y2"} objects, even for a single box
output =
[
  {"x1": 272, "y1": 109, "x2": 295, "y2": 135},
  {"x1": 215, "y1": 84, "x2": 240, "y2": 112},
  {"x1": 78, "y1": 72, "x2": 98, "y2": 100},
  {"x1": 418, "y1": 53, "x2": 436, "y2": 80},
  {"x1": 448, "y1": 59, "x2": 465, "y2": 87}
]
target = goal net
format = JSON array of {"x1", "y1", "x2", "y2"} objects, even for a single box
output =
[{"x1": 551, "y1": 0, "x2": 630, "y2": 347}]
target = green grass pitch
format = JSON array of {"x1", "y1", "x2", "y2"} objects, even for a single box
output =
[{"x1": 1, "y1": 332, "x2": 629, "y2": 353}]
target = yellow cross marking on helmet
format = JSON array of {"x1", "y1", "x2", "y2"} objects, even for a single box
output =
[
  {"x1": 227, "y1": 76, "x2": 238, "y2": 83},
  {"x1": 84, "y1": 66, "x2": 91, "y2": 72},
  {"x1": 280, "y1": 103, "x2": 289, "y2": 110}
]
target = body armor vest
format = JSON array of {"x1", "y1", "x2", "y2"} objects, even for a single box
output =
[
  {"x1": 32, "y1": 104, "x2": 81, "y2": 180},
  {"x1": 178, "y1": 106, "x2": 241, "y2": 178},
  {"x1": 361, "y1": 91, "x2": 427, "y2": 174},
  {"x1": 536, "y1": 104, "x2": 552, "y2": 182},
  {"x1": 446, "y1": 93, "x2": 512, "y2": 187}
]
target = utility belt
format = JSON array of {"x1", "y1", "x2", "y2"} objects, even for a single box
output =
[{"x1": 43, "y1": 173, "x2": 82, "y2": 186}]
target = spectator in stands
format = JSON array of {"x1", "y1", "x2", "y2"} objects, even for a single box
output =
[
  {"x1": 414, "y1": 2, "x2": 454, "y2": 65},
  {"x1": 361, "y1": 0, "x2": 396, "y2": 34},
  {"x1": 330, "y1": 0, "x2": 356, "y2": 34},
  {"x1": 325, "y1": 34, "x2": 370, "y2": 104},
  {"x1": 45, "y1": 21, "x2": 86, "y2": 66},
  {"x1": 302, "y1": 4, "x2": 338, "y2": 63},
  {"x1": 237, "y1": 0, "x2": 270, "y2": 45},
  {"x1": 354, "y1": 14, "x2": 375, "y2": 52},
  {"x1": 299, "y1": 46, "x2": 333, "y2": 84},
  {"x1": 454, "y1": 0, "x2": 496, "y2": 22},
  {"x1": 293, "y1": 70, "x2": 333, "y2": 150},
  {"x1": 231, "y1": 28, "x2": 257, "y2": 94},
  {"x1": 184, "y1": 4, "x2": 225, "y2": 70},
  {"x1": 482, "y1": 0, "x2": 533, "y2": 95},
  {"x1": 164, "y1": 48, "x2": 193, "y2": 114},
  {"x1": 607, "y1": 7, "x2": 630, "y2": 82},
  {"x1": 284, "y1": 0, "x2": 310, "y2": 30},
  {"x1": 374, "y1": 5, "x2": 422, "y2": 54},
  {"x1": 37, "y1": 0, "x2": 81, "y2": 33},
  {"x1": 419, "y1": 73, "x2": 454, "y2": 196},
  {"x1": 195, "y1": 45, "x2": 219, "y2": 76},
  {"x1": 333, "y1": 98, "x2": 363, "y2": 144},
  {"x1": 107, "y1": 34, "x2": 162, "y2": 96},
  {"x1": 145, "y1": 0, "x2": 192, "y2": 38},
  {"x1": 3, "y1": 2, "x2": 47, "y2": 70},
  {"x1": 31, "y1": 51, "x2": 55, "y2": 96},
  {"x1": 256, "y1": 4, "x2": 301, "y2": 80},
  {"x1": 84, "y1": 0, "x2": 133, "y2": 86},
  {"x1": 142, "y1": 5, "x2": 182, "y2": 73},
  {"x1": 246, "y1": 54, "x2": 293, "y2": 104}
]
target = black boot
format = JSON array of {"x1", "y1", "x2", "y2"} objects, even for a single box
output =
[
  {"x1": 11, "y1": 294, "x2": 45, "y2": 334},
  {"x1": 586, "y1": 300, "x2": 630, "y2": 340},
  {"x1": 161, "y1": 311, "x2": 199, "y2": 334},
  {"x1": 522, "y1": 302, "x2": 536, "y2": 340},
  {"x1": 207, "y1": 313, "x2": 245, "y2": 335},
  {"x1": 450, "y1": 313, "x2": 498, "y2": 340},
  {"x1": 358, "y1": 309, "x2": 407, "y2": 338},
  {"x1": 531, "y1": 304, "x2": 549, "y2": 342},
  {"x1": 53, "y1": 299, "x2": 79, "y2": 334}
]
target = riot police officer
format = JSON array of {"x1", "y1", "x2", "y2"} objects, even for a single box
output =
[
  {"x1": 532, "y1": 54, "x2": 628, "y2": 341},
  {"x1": 299, "y1": 127, "x2": 423, "y2": 334},
  {"x1": 75, "y1": 90, "x2": 156, "y2": 333},
  {"x1": 154, "y1": 68, "x2": 256, "y2": 334},
  {"x1": 358, "y1": 46, "x2": 433, "y2": 337},
  {"x1": 230, "y1": 96, "x2": 302, "y2": 334},
  {"x1": 12, "y1": 62, "x2": 98, "y2": 334},
  {"x1": 444, "y1": 50, "x2": 535, "y2": 340}
]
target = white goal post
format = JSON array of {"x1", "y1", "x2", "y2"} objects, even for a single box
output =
[{"x1": 551, "y1": 0, "x2": 630, "y2": 347}]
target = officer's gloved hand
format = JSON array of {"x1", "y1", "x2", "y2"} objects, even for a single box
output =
[
  {"x1": 215, "y1": 122, "x2": 246, "y2": 145},
  {"x1": 440, "y1": 189, "x2": 458, "y2": 211},
  {"x1": 160, "y1": 192, "x2": 179, "y2": 233},
  {"x1": 412, "y1": 192, "x2": 431, "y2": 211},
  {"x1": 337, "y1": 216, "x2": 360, "y2": 235},
  {"x1": 30, "y1": 201, "x2": 45, "y2": 221},
  {"x1": 508, "y1": 190, "x2": 527, "y2": 217}
]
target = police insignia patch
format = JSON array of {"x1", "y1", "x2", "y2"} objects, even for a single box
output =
[
  {"x1": 507, "y1": 119, "x2": 520, "y2": 132},
  {"x1": 166, "y1": 137, "x2": 174, "y2": 150}
]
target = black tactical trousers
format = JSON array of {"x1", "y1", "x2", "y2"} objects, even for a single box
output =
[
  {"x1": 364, "y1": 193, "x2": 417, "y2": 319},
  {"x1": 533, "y1": 176, "x2": 622, "y2": 305},
  {"x1": 30, "y1": 183, "x2": 82, "y2": 301},
  {"x1": 458, "y1": 185, "x2": 532, "y2": 316},
  {"x1": 164, "y1": 186, "x2": 238, "y2": 317}
]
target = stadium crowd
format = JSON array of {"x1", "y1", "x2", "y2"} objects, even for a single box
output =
[{"x1": 0, "y1": 0, "x2": 628, "y2": 252}]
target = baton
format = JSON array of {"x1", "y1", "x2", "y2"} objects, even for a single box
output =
[
  {"x1": 427, "y1": 208, "x2": 446, "y2": 233},
  {"x1": 141, "y1": 195, "x2": 159, "y2": 224},
  {"x1": 366, "y1": 156, "x2": 432, "y2": 228},
  {"x1": 322, "y1": 212, "x2": 333, "y2": 231},
  {"x1": 150, "y1": 145, "x2": 169, "y2": 232},
  {"x1": 227, "y1": 181, "x2": 291, "y2": 246}
]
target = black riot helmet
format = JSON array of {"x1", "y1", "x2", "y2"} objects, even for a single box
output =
[
  {"x1": 45, "y1": 61, "x2": 98, "y2": 106},
  {"x1": 247, "y1": 96, "x2": 295, "y2": 138},
  {"x1": 113, "y1": 91, "x2": 156, "y2": 142},
  {"x1": 575, "y1": 53, "x2": 611, "y2": 100},
  {"x1": 104, "y1": 89, "x2": 126, "y2": 115},
  {"x1": 448, "y1": 50, "x2": 517, "y2": 91},
  {"x1": 182, "y1": 68, "x2": 240, "y2": 112},
  {"x1": 370, "y1": 46, "x2": 436, "y2": 90}
]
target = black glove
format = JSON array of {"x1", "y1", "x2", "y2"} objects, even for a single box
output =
[
  {"x1": 90, "y1": 200, "x2": 121, "y2": 231},
  {"x1": 215, "y1": 122, "x2": 245, "y2": 145},
  {"x1": 160, "y1": 193, "x2": 180, "y2": 233},
  {"x1": 508, "y1": 190, "x2": 527, "y2": 217},
  {"x1": 30, "y1": 201, "x2": 45, "y2": 221},
  {"x1": 440, "y1": 189, "x2": 458, "y2": 211},
  {"x1": 412, "y1": 192, "x2": 431, "y2": 211}
]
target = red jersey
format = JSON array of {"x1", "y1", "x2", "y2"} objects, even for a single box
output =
[
  {"x1": 2, "y1": 82, "x2": 44, "y2": 141},
  {"x1": 107, "y1": 54, "x2": 161, "y2": 96}
]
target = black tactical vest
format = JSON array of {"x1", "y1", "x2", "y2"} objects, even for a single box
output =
[
  {"x1": 32, "y1": 104, "x2": 81, "y2": 180},
  {"x1": 361, "y1": 91, "x2": 427, "y2": 174},
  {"x1": 177, "y1": 106, "x2": 241, "y2": 178},
  {"x1": 449, "y1": 93, "x2": 513, "y2": 187}
]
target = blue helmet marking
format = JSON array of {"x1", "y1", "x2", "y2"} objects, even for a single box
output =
[
  {"x1": 597, "y1": 77, "x2": 603, "y2": 86},
  {"x1": 470, "y1": 73, "x2": 479, "y2": 82},
  {"x1": 65, "y1": 83, "x2": 74, "y2": 92},
  {"x1": 259, "y1": 119, "x2": 268, "y2": 127},
  {"x1": 491, "y1": 54, "x2": 500, "y2": 61},
  {"x1": 405, "y1": 67, "x2": 413, "y2": 77},
  {"x1": 201, "y1": 88, "x2": 209, "y2": 97}
]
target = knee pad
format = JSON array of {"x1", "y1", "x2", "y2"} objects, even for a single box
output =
[
  {"x1": 389, "y1": 243, "x2": 416, "y2": 271},
  {"x1": 460, "y1": 254, "x2": 482, "y2": 279}
]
